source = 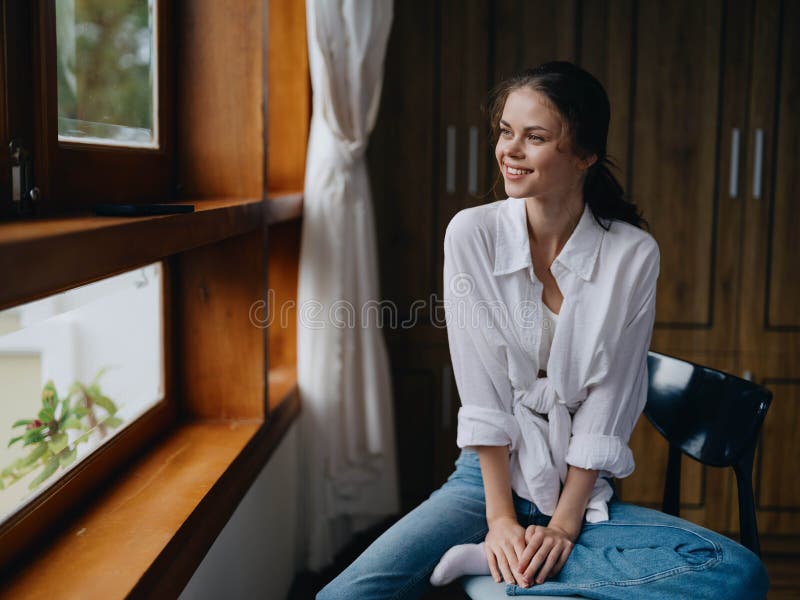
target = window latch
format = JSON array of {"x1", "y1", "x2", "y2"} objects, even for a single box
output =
[{"x1": 9, "y1": 139, "x2": 37, "y2": 215}]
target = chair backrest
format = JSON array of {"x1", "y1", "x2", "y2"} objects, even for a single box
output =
[
  {"x1": 645, "y1": 352, "x2": 771, "y2": 467},
  {"x1": 643, "y1": 351, "x2": 772, "y2": 556}
]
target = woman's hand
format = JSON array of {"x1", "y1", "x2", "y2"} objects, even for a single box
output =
[
  {"x1": 484, "y1": 516, "x2": 529, "y2": 586},
  {"x1": 516, "y1": 523, "x2": 576, "y2": 586}
]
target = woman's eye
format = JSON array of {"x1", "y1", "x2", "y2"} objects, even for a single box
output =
[
  {"x1": 528, "y1": 135, "x2": 544, "y2": 142},
  {"x1": 500, "y1": 128, "x2": 512, "y2": 137}
]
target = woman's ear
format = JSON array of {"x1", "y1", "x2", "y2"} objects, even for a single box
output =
[{"x1": 580, "y1": 154, "x2": 599, "y2": 171}]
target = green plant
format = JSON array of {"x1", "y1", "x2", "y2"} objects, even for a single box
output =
[{"x1": 1, "y1": 368, "x2": 123, "y2": 491}]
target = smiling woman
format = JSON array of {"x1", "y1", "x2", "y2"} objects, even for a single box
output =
[{"x1": 317, "y1": 61, "x2": 768, "y2": 600}]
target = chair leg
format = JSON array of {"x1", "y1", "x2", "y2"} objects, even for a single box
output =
[
  {"x1": 662, "y1": 444, "x2": 682, "y2": 517},
  {"x1": 733, "y1": 443, "x2": 761, "y2": 557}
]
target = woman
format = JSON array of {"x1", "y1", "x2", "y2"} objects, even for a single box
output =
[{"x1": 318, "y1": 61, "x2": 769, "y2": 600}]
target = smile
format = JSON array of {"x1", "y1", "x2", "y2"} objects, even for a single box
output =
[{"x1": 504, "y1": 164, "x2": 532, "y2": 177}]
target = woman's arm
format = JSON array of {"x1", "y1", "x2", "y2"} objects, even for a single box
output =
[
  {"x1": 478, "y1": 445, "x2": 516, "y2": 523},
  {"x1": 477, "y1": 445, "x2": 529, "y2": 586},
  {"x1": 549, "y1": 465, "x2": 599, "y2": 539},
  {"x1": 516, "y1": 465, "x2": 599, "y2": 585}
]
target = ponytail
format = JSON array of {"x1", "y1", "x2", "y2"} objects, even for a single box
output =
[{"x1": 584, "y1": 157, "x2": 648, "y2": 231}]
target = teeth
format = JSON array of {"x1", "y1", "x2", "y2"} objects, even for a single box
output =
[{"x1": 507, "y1": 166, "x2": 531, "y2": 175}]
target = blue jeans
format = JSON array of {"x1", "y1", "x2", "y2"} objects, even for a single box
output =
[{"x1": 317, "y1": 449, "x2": 769, "y2": 599}]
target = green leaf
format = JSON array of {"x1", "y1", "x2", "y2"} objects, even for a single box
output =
[
  {"x1": 93, "y1": 395, "x2": 118, "y2": 415},
  {"x1": 22, "y1": 429, "x2": 45, "y2": 446},
  {"x1": 59, "y1": 447, "x2": 77, "y2": 468},
  {"x1": 75, "y1": 432, "x2": 90, "y2": 445},
  {"x1": 8, "y1": 435, "x2": 24, "y2": 447},
  {"x1": 103, "y1": 416, "x2": 123, "y2": 429},
  {"x1": 38, "y1": 408, "x2": 54, "y2": 423},
  {"x1": 49, "y1": 433, "x2": 68, "y2": 454},
  {"x1": 11, "y1": 419, "x2": 33, "y2": 428},
  {"x1": 21, "y1": 443, "x2": 48, "y2": 466},
  {"x1": 28, "y1": 456, "x2": 59, "y2": 490},
  {"x1": 61, "y1": 416, "x2": 82, "y2": 430},
  {"x1": 73, "y1": 407, "x2": 89, "y2": 418}
]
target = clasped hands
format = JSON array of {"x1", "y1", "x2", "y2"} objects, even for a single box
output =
[{"x1": 484, "y1": 516, "x2": 575, "y2": 587}]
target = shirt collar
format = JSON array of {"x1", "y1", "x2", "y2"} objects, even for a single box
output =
[{"x1": 492, "y1": 197, "x2": 606, "y2": 281}]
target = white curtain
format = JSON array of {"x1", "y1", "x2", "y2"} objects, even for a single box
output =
[{"x1": 297, "y1": 0, "x2": 398, "y2": 572}]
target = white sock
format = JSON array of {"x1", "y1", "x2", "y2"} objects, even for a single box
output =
[{"x1": 429, "y1": 542, "x2": 491, "y2": 586}]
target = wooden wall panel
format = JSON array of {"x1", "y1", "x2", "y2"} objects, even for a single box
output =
[
  {"x1": 733, "y1": 352, "x2": 800, "y2": 537},
  {"x1": 765, "y1": 0, "x2": 800, "y2": 328},
  {"x1": 493, "y1": 0, "x2": 578, "y2": 83},
  {"x1": 578, "y1": 0, "x2": 634, "y2": 197},
  {"x1": 267, "y1": 220, "x2": 300, "y2": 410},
  {"x1": 267, "y1": 0, "x2": 309, "y2": 193},
  {"x1": 368, "y1": 1, "x2": 437, "y2": 317},
  {"x1": 177, "y1": 0, "x2": 264, "y2": 198},
  {"x1": 392, "y1": 368, "x2": 437, "y2": 511},
  {"x1": 639, "y1": 0, "x2": 751, "y2": 357},
  {"x1": 756, "y1": 381, "x2": 800, "y2": 511},
  {"x1": 436, "y1": 0, "x2": 491, "y2": 302},
  {"x1": 631, "y1": 1, "x2": 721, "y2": 327},
  {"x1": 178, "y1": 230, "x2": 267, "y2": 420}
]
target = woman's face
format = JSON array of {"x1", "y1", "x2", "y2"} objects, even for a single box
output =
[{"x1": 495, "y1": 88, "x2": 591, "y2": 201}]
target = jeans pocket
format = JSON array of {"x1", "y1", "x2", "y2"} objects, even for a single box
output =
[{"x1": 556, "y1": 522, "x2": 723, "y2": 588}]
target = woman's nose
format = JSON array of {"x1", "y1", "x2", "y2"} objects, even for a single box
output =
[{"x1": 500, "y1": 136, "x2": 524, "y2": 158}]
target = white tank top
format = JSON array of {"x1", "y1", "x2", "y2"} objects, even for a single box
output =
[{"x1": 538, "y1": 300, "x2": 559, "y2": 369}]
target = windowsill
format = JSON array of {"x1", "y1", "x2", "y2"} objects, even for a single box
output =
[
  {"x1": 0, "y1": 193, "x2": 303, "y2": 311},
  {"x1": 0, "y1": 367, "x2": 300, "y2": 598}
]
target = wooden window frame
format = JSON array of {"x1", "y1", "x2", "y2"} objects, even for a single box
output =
[
  {"x1": 0, "y1": 0, "x2": 308, "y2": 593},
  {"x1": 0, "y1": 256, "x2": 177, "y2": 569},
  {"x1": 33, "y1": 0, "x2": 177, "y2": 212}
]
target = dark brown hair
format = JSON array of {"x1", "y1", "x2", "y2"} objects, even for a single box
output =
[{"x1": 489, "y1": 61, "x2": 647, "y2": 231}]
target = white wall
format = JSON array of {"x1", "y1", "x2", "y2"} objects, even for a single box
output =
[{"x1": 179, "y1": 422, "x2": 300, "y2": 600}]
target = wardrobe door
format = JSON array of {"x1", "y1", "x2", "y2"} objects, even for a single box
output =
[
  {"x1": 735, "y1": 0, "x2": 800, "y2": 540},
  {"x1": 630, "y1": 0, "x2": 750, "y2": 356}
]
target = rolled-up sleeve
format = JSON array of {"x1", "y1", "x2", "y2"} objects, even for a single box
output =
[
  {"x1": 444, "y1": 212, "x2": 517, "y2": 451},
  {"x1": 565, "y1": 239, "x2": 660, "y2": 478}
]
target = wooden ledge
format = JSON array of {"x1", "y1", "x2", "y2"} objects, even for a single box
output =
[
  {"x1": 266, "y1": 190, "x2": 303, "y2": 224},
  {"x1": 1, "y1": 377, "x2": 300, "y2": 599},
  {"x1": 0, "y1": 197, "x2": 265, "y2": 311}
]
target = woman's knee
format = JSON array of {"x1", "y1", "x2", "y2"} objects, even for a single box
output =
[{"x1": 717, "y1": 541, "x2": 770, "y2": 599}]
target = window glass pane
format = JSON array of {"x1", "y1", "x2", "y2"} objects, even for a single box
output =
[
  {"x1": 56, "y1": 0, "x2": 158, "y2": 148},
  {"x1": 0, "y1": 263, "x2": 164, "y2": 524}
]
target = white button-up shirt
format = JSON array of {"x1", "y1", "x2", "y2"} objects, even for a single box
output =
[{"x1": 443, "y1": 197, "x2": 660, "y2": 522}]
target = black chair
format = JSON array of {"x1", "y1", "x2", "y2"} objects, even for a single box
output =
[{"x1": 644, "y1": 351, "x2": 772, "y2": 556}]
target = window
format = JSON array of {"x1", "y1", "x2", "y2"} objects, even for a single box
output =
[
  {"x1": 56, "y1": 0, "x2": 158, "y2": 148},
  {"x1": 0, "y1": 263, "x2": 165, "y2": 525},
  {"x1": 2, "y1": 0, "x2": 175, "y2": 216}
]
